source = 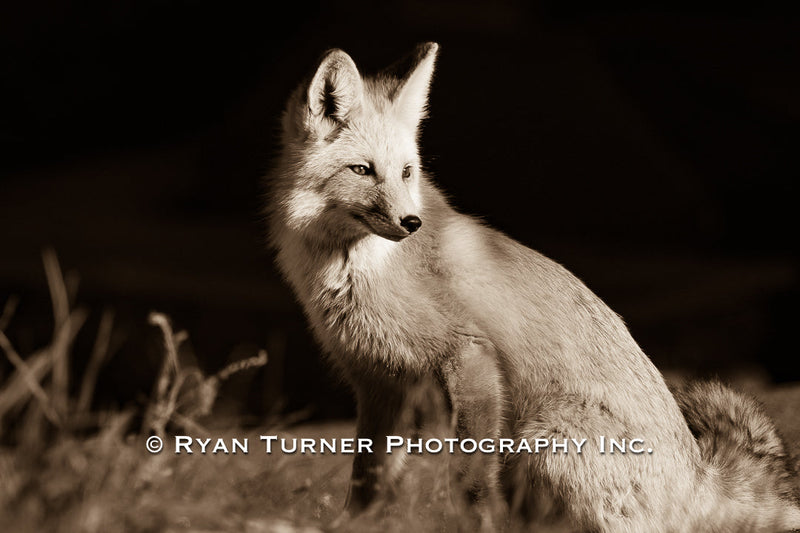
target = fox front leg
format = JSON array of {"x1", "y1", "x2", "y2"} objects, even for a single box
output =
[
  {"x1": 447, "y1": 335, "x2": 506, "y2": 529},
  {"x1": 344, "y1": 381, "x2": 410, "y2": 514}
]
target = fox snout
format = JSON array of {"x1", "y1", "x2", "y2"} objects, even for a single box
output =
[
  {"x1": 351, "y1": 178, "x2": 422, "y2": 241},
  {"x1": 357, "y1": 210, "x2": 422, "y2": 242}
]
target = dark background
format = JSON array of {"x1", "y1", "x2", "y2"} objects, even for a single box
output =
[{"x1": 1, "y1": 1, "x2": 798, "y2": 422}]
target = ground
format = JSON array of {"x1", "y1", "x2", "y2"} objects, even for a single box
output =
[{"x1": 2, "y1": 375, "x2": 799, "y2": 533}]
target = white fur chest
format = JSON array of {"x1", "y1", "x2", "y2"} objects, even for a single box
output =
[
  {"x1": 277, "y1": 233, "x2": 395, "y2": 299},
  {"x1": 275, "y1": 225, "x2": 456, "y2": 376},
  {"x1": 276, "y1": 232, "x2": 401, "y2": 353}
]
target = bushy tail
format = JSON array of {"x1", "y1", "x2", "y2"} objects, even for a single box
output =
[{"x1": 673, "y1": 380, "x2": 800, "y2": 532}]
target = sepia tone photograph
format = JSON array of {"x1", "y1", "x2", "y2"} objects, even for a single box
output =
[{"x1": 1, "y1": 2, "x2": 799, "y2": 531}]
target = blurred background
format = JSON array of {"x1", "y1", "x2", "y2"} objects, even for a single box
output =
[{"x1": 1, "y1": 1, "x2": 798, "y2": 423}]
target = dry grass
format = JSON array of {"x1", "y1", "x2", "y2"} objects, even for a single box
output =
[
  {"x1": 0, "y1": 251, "x2": 475, "y2": 533},
  {"x1": 0, "y1": 250, "x2": 325, "y2": 532}
]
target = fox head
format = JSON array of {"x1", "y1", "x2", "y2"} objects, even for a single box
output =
[{"x1": 272, "y1": 43, "x2": 438, "y2": 247}]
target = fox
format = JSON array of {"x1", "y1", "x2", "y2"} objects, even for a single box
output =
[{"x1": 266, "y1": 42, "x2": 800, "y2": 531}]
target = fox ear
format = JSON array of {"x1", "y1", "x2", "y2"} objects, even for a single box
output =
[
  {"x1": 306, "y1": 49, "x2": 362, "y2": 126},
  {"x1": 393, "y1": 42, "x2": 439, "y2": 129}
]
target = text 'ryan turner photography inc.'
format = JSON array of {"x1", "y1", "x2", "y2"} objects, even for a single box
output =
[{"x1": 148, "y1": 435, "x2": 654, "y2": 456}]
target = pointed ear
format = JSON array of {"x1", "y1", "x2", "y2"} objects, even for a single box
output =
[
  {"x1": 393, "y1": 42, "x2": 439, "y2": 129},
  {"x1": 306, "y1": 49, "x2": 362, "y2": 127}
]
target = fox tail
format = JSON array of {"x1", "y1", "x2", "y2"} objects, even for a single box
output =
[{"x1": 673, "y1": 380, "x2": 800, "y2": 532}]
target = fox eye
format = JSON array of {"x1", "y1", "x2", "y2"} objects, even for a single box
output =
[
  {"x1": 349, "y1": 164, "x2": 372, "y2": 176},
  {"x1": 402, "y1": 165, "x2": 412, "y2": 180}
]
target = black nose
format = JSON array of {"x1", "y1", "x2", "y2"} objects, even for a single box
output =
[{"x1": 400, "y1": 215, "x2": 422, "y2": 233}]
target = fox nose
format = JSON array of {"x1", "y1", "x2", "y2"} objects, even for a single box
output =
[{"x1": 400, "y1": 215, "x2": 422, "y2": 233}]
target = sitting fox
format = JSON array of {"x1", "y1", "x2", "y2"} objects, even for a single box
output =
[{"x1": 266, "y1": 42, "x2": 800, "y2": 531}]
